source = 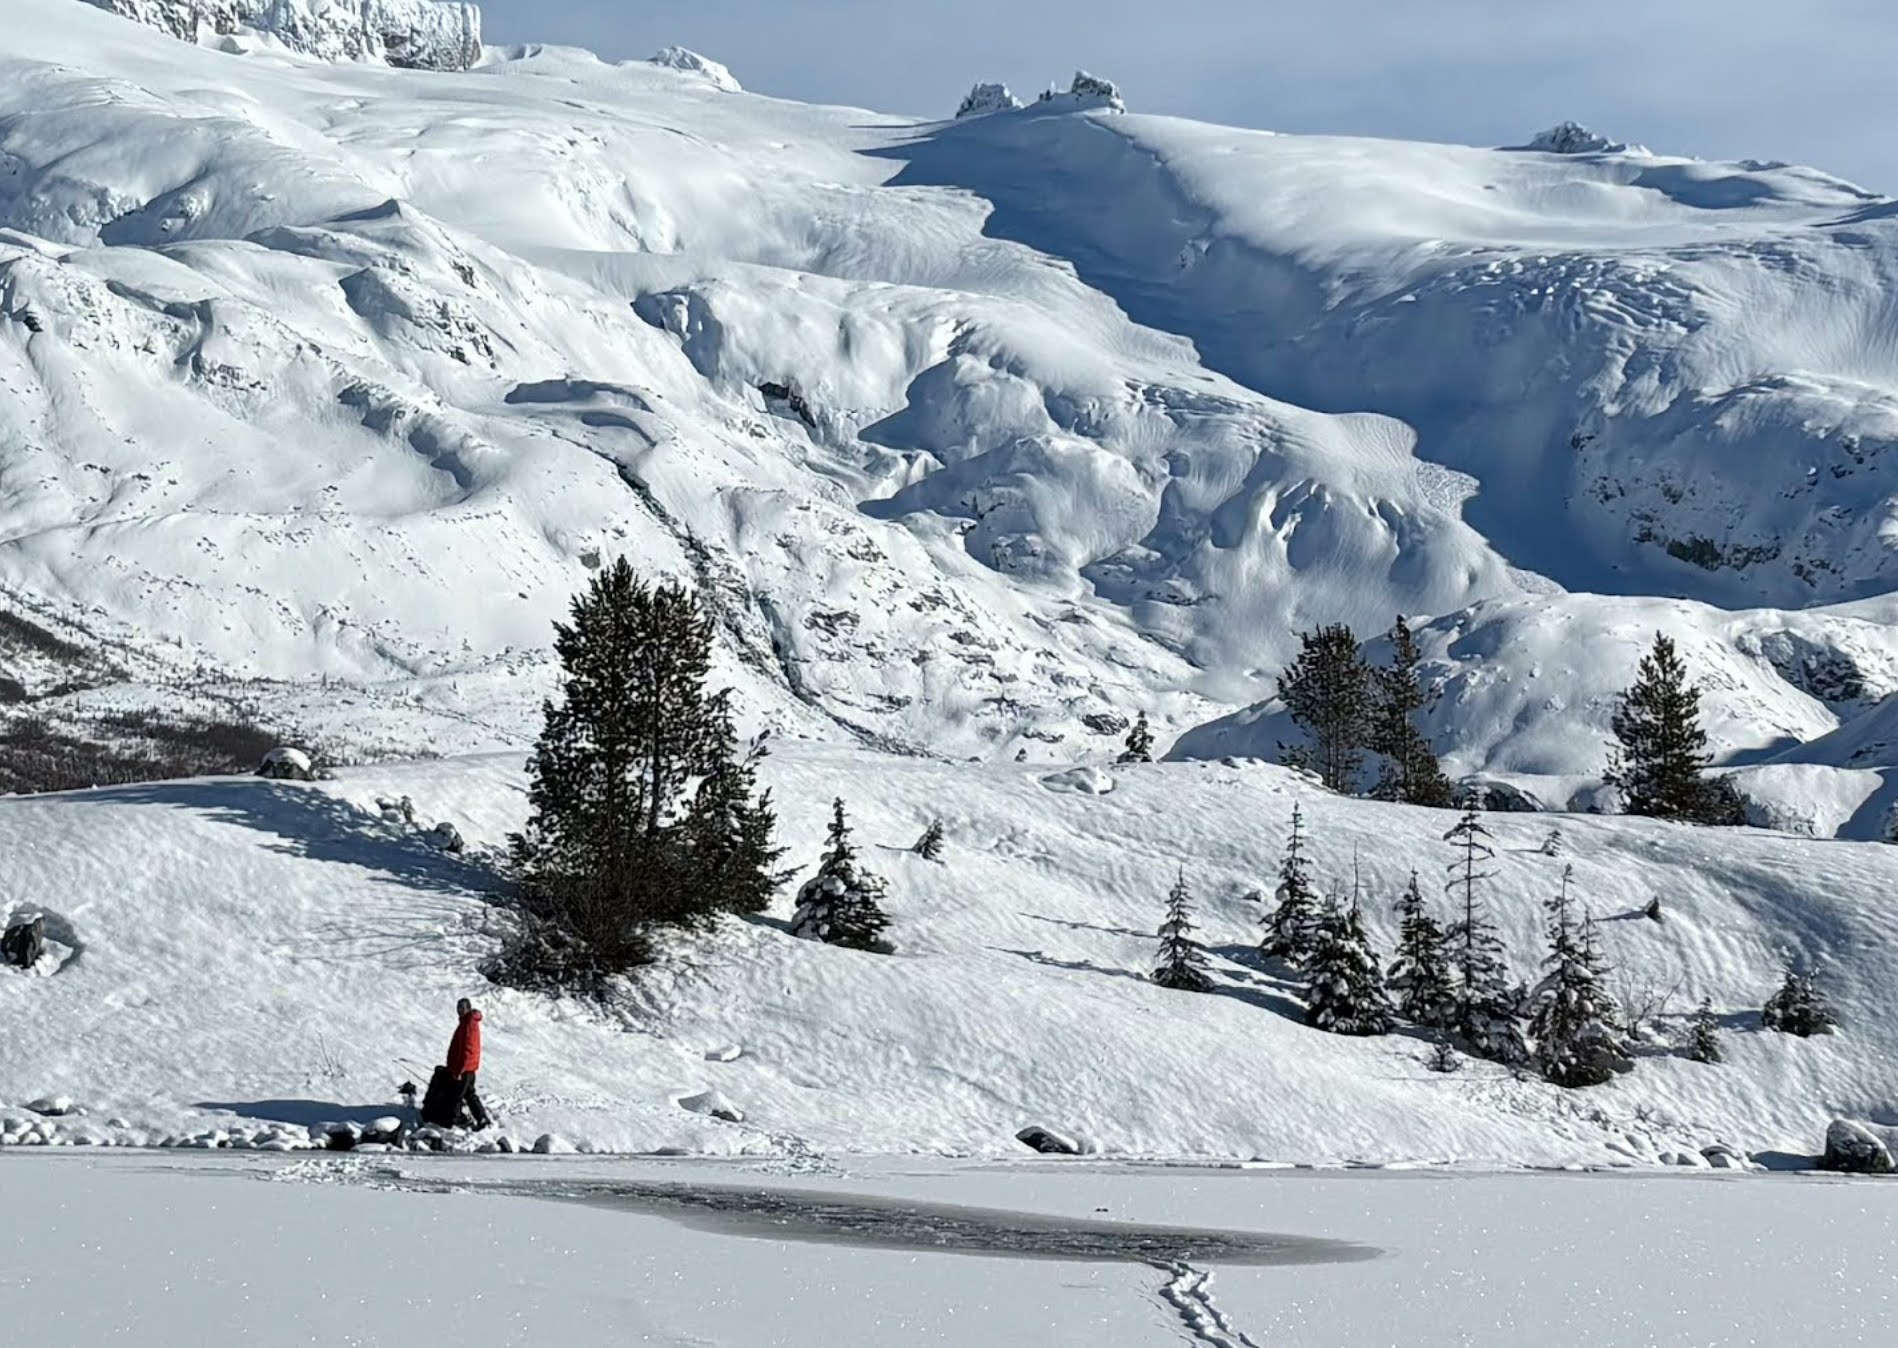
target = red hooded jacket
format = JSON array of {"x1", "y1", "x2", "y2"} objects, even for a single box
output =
[{"x1": 446, "y1": 1008, "x2": 482, "y2": 1076}]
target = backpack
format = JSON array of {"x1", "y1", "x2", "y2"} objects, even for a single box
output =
[{"x1": 420, "y1": 1064, "x2": 462, "y2": 1128}]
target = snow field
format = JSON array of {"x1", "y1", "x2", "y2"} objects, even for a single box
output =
[{"x1": 4, "y1": 744, "x2": 1895, "y2": 1167}]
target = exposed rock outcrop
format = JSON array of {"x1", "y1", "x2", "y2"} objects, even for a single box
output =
[
  {"x1": 955, "y1": 82, "x2": 1022, "y2": 119},
  {"x1": 83, "y1": 0, "x2": 483, "y2": 71},
  {"x1": 649, "y1": 46, "x2": 741, "y2": 93}
]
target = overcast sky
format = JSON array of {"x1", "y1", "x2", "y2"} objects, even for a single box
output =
[{"x1": 474, "y1": 0, "x2": 1897, "y2": 191}]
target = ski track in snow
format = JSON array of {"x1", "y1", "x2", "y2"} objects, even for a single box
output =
[{"x1": 1153, "y1": 1261, "x2": 1264, "y2": 1348}]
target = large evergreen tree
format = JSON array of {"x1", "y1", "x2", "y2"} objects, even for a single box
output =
[
  {"x1": 1262, "y1": 804, "x2": 1322, "y2": 967},
  {"x1": 1277, "y1": 625, "x2": 1372, "y2": 793},
  {"x1": 1387, "y1": 870, "x2": 1456, "y2": 1028},
  {"x1": 790, "y1": 799, "x2": 892, "y2": 952},
  {"x1": 1442, "y1": 807, "x2": 1525, "y2": 1062},
  {"x1": 505, "y1": 561, "x2": 782, "y2": 980},
  {"x1": 1528, "y1": 867, "x2": 1627, "y2": 1087},
  {"x1": 1152, "y1": 871, "x2": 1214, "y2": 992},
  {"x1": 1306, "y1": 893, "x2": 1394, "y2": 1035},
  {"x1": 1369, "y1": 616, "x2": 1455, "y2": 807},
  {"x1": 1608, "y1": 633, "x2": 1742, "y2": 824}
]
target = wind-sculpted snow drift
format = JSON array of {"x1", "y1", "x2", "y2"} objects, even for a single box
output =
[{"x1": 5, "y1": 0, "x2": 1898, "y2": 831}]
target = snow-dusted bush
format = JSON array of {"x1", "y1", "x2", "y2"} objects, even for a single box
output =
[
  {"x1": 649, "y1": 46, "x2": 742, "y2": 93},
  {"x1": 1761, "y1": 967, "x2": 1836, "y2": 1036},
  {"x1": 955, "y1": 83, "x2": 1022, "y2": 119}
]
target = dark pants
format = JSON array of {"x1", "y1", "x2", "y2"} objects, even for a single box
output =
[{"x1": 456, "y1": 1072, "x2": 491, "y2": 1130}]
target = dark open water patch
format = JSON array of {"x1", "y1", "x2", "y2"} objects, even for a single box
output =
[{"x1": 490, "y1": 1179, "x2": 1379, "y2": 1266}]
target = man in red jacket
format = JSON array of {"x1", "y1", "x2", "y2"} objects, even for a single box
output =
[{"x1": 446, "y1": 997, "x2": 491, "y2": 1130}]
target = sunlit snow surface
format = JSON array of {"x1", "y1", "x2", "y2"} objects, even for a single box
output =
[{"x1": 8, "y1": 0, "x2": 1898, "y2": 816}]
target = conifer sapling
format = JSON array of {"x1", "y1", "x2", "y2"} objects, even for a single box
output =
[
  {"x1": 1306, "y1": 888, "x2": 1394, "y2": 1036},
  {"x1": 1152, "y1": 871, "x2": 1214, "y2": 992},
  {"x1": 1119, "y1": 712, "x2": 1155, "y2": 764},
  {"x1": 1262, "y1": 804, "x2": 1321, "y2": 968},
  {"x1": 1442, "y1": 806, "x2": 1526, "y2": 1063},
  {"x1": 790, "y1": 798, "x2": 892, "y2": 952},
  {"x1": 1687, "y1": 997, "x2": 1723, "y2": 1064},
  {"x1": 1528, "y1": 866, "x2": 1627, "y2": 1088},
  {"x1": 1387, "y1": 870, "x2": 1456, "y2": 1029}
]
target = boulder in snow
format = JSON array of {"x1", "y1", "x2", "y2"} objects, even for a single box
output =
[
  {"x1": 2, "y1": 916, "x2": 44, "y2": 970},
  {"x1": 1041, "y1": 765, "x2": 1114, "y2": 796},
  {"x1": 1820, "y1": 1119, "x2": 1894, "y2": 1175},
  {"x1": 257, "y1": 746, "x2": 315, "y2": 781},
  {"x1": 25, "y1": 1096, "x2": 78, "y2": 1117},
  {"x1": 1455, "y1": 776, "x2": 1545, "y2": 813},
  {"x1": 426, "y1": 820, "x2": 465, "y2": 853},
  {"x1": 676, "y1": 1089, "x2": 744, "y2": 1124},
  {"x1": 531, "y1": 1132, "x2": 575, "y2": 1155},
  {"x1": 649, "y1": 46, "x2": 742, "y2": 93},
  {"x1": 1016, "y1": 1125, "x2": 1083, "y2": 1155},
  {"x1": 955, "y1": 83, "x2": 1022, "y2": 119}
]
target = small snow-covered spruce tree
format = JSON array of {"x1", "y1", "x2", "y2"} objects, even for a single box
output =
[
  {"x1": 1607, "y1": 632, "x2": 1744, "y2": 825},
  {"x1": 1262, "y1": 804, "x2": 1321, "y2": 967},
  {"x1": 1306, "y1": 891, "x2": 1394, "y2": 1035},
  {"x1": 1369, "y1": 615, "x2": 1455, "y2": 807},
  {"x1": 790, "y1": 799, "x2": 891, "y2": 952},
  {"x1": 1443, "y1": 806, "x2": 1525, "y2": 1062},
  {"x1": 1528, "y1": 867, "x2": 1627, "y2": 1088},
  {"x1": 1152, "y1": 871, "x2": 1213, "y2": 992},
  {"x1": 1761, "y1": 966, "x2": 1836, "y2": 1037},
  {"x1": 1387, "y1": 870, "x2": 1456, "y2": 1029},
  {"x1": 1686, "y1": 997, "x2": 1723, "y2": 1064},
  {"x1": 1119, "y1": 712, "x2": 1155, "y2": 764},
  {"x1": 1277, "y1": 624, "x2": 1373, "y2": 793},
  {"x1": 1539, "y1": 827, "x2": 1564, "y2": 858},
  {"x1": 913, "y1": 819, "x2": 946, "y2": 861}
]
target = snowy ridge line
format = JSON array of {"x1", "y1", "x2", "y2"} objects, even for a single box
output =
[{"x1": 1153, "y1": 1261, "x2": 1264, "y2": 1348}]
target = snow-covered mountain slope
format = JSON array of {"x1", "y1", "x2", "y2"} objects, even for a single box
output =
[
  {"x1": 5, "y1": 0, "x2": 1898, "y2": 811},
  {"x1": 3, "y1": 747, "x2": 1891, "y2": 1165},
  {"x1": 887, "y1": 109, "x2": 1898, "y2": 610}
]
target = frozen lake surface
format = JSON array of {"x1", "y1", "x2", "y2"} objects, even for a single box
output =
[{"x1": 4, "y1": 1152, "x2": 1894, "y2": 1346}]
